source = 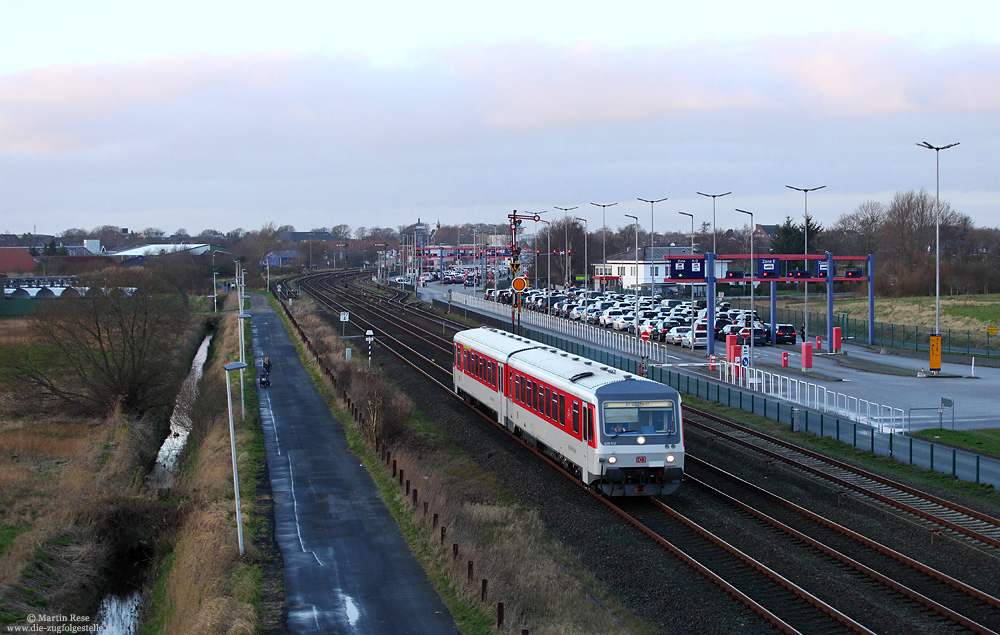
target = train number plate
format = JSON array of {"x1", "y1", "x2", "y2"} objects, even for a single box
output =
[{"x1": 635, "y1": 456, "x2": 646, "y2": 464}]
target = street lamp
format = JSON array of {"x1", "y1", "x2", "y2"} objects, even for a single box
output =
[
  {"x1": 575, "y1": 217, "x2": 589, "y2": 290},
  {"x1": 223, "y1": 361, "x2": 247, "y2": 555},
  {"x1": 237, "y1": 311, "x2": 251, "y2": 419},
  {"x1": 679, "y1": 212, "x2": 695, "y2": 311},
  {"x1": 696, "y1": 191, "x2": 731, "y2": 254},
  {"x1": 638, "y1": 196, "x2": 667, "y2": 252},
  {"x1": 555, "y1": 206, "x2": 577, "y2": 285},
  {"x1": 786, "y1": 185, "x2": 825, "y2": 342},
  {"x1": 531, "y1": 211, "x2": 547, "y2": 290},
  {"x1": 736, "y1": 208, "x2": 755, "y2": 365},
  {"x1": 211, "y1": 251, "x2": 218, "y2": 313},
  {"x1": 625, "y1": 214, "x2": 639, "y2": 344},
  {"x1": 540, "y1": 219, "x2": 552, "y2": 312},
  {"x1": 917, "y1": 140, "x2": 959, "y2": 371},
  {"x1": 591, "y1": 202, "x2": 617, "y2": 288}
]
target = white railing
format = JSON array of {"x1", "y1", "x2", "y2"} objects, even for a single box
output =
[{"x1": 718, "y1": 361, "x2": 904, "y2": 431}]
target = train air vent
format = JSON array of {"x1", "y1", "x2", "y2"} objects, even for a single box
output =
[{"x1": 570, "y1": 371, "x2": 594, "y2": 383}]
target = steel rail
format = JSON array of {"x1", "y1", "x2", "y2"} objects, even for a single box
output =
[{"x1": 685, "y1": 408, "x2": 1000, "y2": 551}]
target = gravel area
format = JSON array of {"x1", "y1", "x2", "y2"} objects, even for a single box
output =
[{"x1": 684, "y1": 420, "x2": 1000, "y2": 632}]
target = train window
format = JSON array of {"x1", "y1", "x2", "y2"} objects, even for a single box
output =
[
  {"x1": 515, "y1": 376, "x2": 521, "y2": 402},
  {"x1": 537, "y1": 384, "x2": 544, "y2": 413},
  {"x1": 544, "y1": 388, "x2": 552, "y2": 419},
  {"x1": 603, "y1": 401, "x2": 676, "y2": 435},
  {"x1": 571, "y1": 401, "x2": 580, "y2": 434},
  {"x1": 455, "y1": 346, "x2": 460, "y2": 368},
  {"x1": 558, "y1": 394, "x2": 565, "y2": 425},
  {"x1": 529, "y1": 381, "x2": 536, "y2": 410}
]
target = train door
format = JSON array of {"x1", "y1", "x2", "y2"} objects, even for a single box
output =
[{"x1": 498, "y1": 363, "x2": 506, "y2": 424}]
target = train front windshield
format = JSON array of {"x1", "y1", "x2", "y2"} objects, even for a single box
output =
[{"x1": 603, "y1": 401, "x2": 677, "y2": 436}]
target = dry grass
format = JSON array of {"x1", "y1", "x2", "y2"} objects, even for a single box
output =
[
  {"x1": 0, "y1": 319, "x2": 33, "y2": 347},
  {"x1": 144, "y1": 311, "x2": 260, "y2": 635}
]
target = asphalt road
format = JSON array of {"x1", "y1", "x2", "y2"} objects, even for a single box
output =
[{"x1": 249, "y1": 294, "x2": 459, "y2": 634}]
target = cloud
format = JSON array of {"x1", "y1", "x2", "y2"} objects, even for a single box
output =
[{"x1": 0, "y1": 32, "x2": 997, "y2": 234}]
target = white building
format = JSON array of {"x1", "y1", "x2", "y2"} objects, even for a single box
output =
[{"x1": 595, "y1": 246, "x2": 729, "y2": 294}]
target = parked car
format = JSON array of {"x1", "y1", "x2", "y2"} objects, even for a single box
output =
[
  {"x1": 600, "y1": 309, "x2": 624, "y2": 327},
  {"x1": 664, "y1": 326, "x2": 691, "y2": 345},
  {"x1": 682, "y1": 323, "x2": 709, "y2": 349},
  {"x1": 613, "y1": 314, "x2": 635, "y2": 331},
  {"x1": 775, "y1": 324, "x2": 797, "y2": 344}
]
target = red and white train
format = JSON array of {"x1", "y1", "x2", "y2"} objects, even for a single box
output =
[{"x1": 453, "y1": 327, "x2": 684, "y2": 496}]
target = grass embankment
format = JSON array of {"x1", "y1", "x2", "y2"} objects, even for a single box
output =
[
  {"x1": 279, "y1": 293, "x2": 646, "y2": 635},
  {"x1": 142, "y1": 294, "x2": 277, "y2": 635},
  {"x1": 0, "y1": 318, "x2": 200, "y2": 626}
]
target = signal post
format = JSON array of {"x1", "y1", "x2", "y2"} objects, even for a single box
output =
[{"x1": 508, "y1": 210, "x2": 539, "y2": 334}]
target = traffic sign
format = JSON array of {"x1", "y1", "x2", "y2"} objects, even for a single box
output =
[
  {"x1": 741, "y1": 355, "x2": 750, "y2": 367},
  {"x1": 739, "y1": 328, "x2": 751, "y2": 339},
  {"x1": 340, "y1": 312, "x2": 350, "y2": 322},
  {"x1": 641, "y1": 330, "x2": 650, "y2": 341},
  {"x1": 511, "y1": 277, "x2": 528, "y2": 292},
  {"x1": 510, "y1": 262, "x2": 521, "y2": 275}
]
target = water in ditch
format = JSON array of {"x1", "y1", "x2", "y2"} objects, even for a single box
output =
[{"x1": 92, "y1": 333, "x2": 212, "y2": 633}]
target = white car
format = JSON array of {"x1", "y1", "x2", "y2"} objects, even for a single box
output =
[
  {"x1": 612, "y1": 314, "x2": 635, "y2": 331},
  {"x1": 664, "y1": 326, "x2": 691, "y2": 345},
  {"x1": 600, "y1": 309, "x2": 624, "y2": 327},
  {"x1": 682, "y1": 324, "x2": 709, "y2": 348}
]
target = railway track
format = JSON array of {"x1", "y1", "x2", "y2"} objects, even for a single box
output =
[{"x1": 291, "y1": 271, "x2": 1000, "y2": 634}]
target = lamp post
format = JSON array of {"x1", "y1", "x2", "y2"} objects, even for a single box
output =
[
  {"x1": 237, "y1": 311, "x2": 250, "y2": 419},
  {"x1": 575, "y1": 217, "x2": 588, "y2": 290},
  {"x1": 212, "y1": 252, "x2": 218, "y2": 313},
  {"x1": 555, "y1": 206, "x2": 577, "y2": 285},
  {"x1": 223, "y1": 361, "x2": 247, "y2": 555},
  {"x1": 638, "y1": 197, "x2": 667, "y2": 251},
  {"x1": 679, "y1": 211, "x2": 695, "y2": 311},
  {"x1": 540, "y1": 219, "x2": 552, "y2": 312},
  {"x1": 736, "y1": 209, "x2": 755, "y2": 365},
  {"x1": 696, "y1": 191, "x2": 731, "y2": 254},
  {"x1": 591, "y1": 202, "x2": 617, "y2": 288},
  {"x1": 917, "y1": 141, "x2": 959, "y2": 371},
  {"x1": 625, "y1": 214, "x2": 640, "y2": 344},
  {"x1": 786, "y1": 185, "x2": 825, "y2": 342},
  {"x1": 531, "y1": 212, "x2": 548, "y2": 289}
]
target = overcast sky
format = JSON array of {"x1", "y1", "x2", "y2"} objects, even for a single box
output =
[{"x1": 1, "y1": 0, "x2": 997, "y2": 238}]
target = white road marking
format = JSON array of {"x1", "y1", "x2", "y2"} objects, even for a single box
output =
[{"x1": 287, "y1": 456, "x2": 324, "y2": 567}]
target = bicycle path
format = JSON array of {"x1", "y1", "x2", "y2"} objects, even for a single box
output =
[{"x1": 249, "y1": 294, "x2": 458, "y2": 634}]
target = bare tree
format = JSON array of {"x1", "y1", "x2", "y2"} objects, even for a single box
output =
[{"x1": 10, "y1": 268, "x2": 188, "y2": 417}]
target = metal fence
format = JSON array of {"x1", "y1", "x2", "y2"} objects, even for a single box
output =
[{"x1": 437, "y1": 293, "x2": 1000, "y2": 489}]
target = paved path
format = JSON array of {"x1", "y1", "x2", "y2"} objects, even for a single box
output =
[{"x1": 249, "y1": 294, "x2": 458, "y2": 634}]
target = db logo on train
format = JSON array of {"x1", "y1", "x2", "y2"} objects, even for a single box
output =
[{"x1": 635, "y1": 456, "x2": 646, "y2": 464}]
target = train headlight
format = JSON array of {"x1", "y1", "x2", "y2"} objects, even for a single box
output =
[
  {"x1": 608, "y1": 455, "x2": 617, "y2": 464},
  {"x1": 637, "y1": 436, "x2": 646, "y2": 445},
  {"x1": 665, "y1": 454, "x2": 676, "y2": 463}
]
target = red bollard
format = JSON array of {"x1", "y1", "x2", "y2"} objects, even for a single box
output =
[
  {"x1": 815, "y1": 335, "x2": 822, "y2": 350},
  {"x1": 781, "y1": 351, "x2": 788, "y2": 368}
]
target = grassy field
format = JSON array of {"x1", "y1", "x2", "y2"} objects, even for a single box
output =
[
  {"x1": 913, "y1": 428, "x2": 1000, "y2": 457},
  {"x1": 776, "y1": 293, "x2": 1000, "y2": 334}
]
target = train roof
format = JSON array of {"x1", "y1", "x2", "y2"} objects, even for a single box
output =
[{"x1": 455, "y1": 327, "x2": 672, "y2": 396}]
